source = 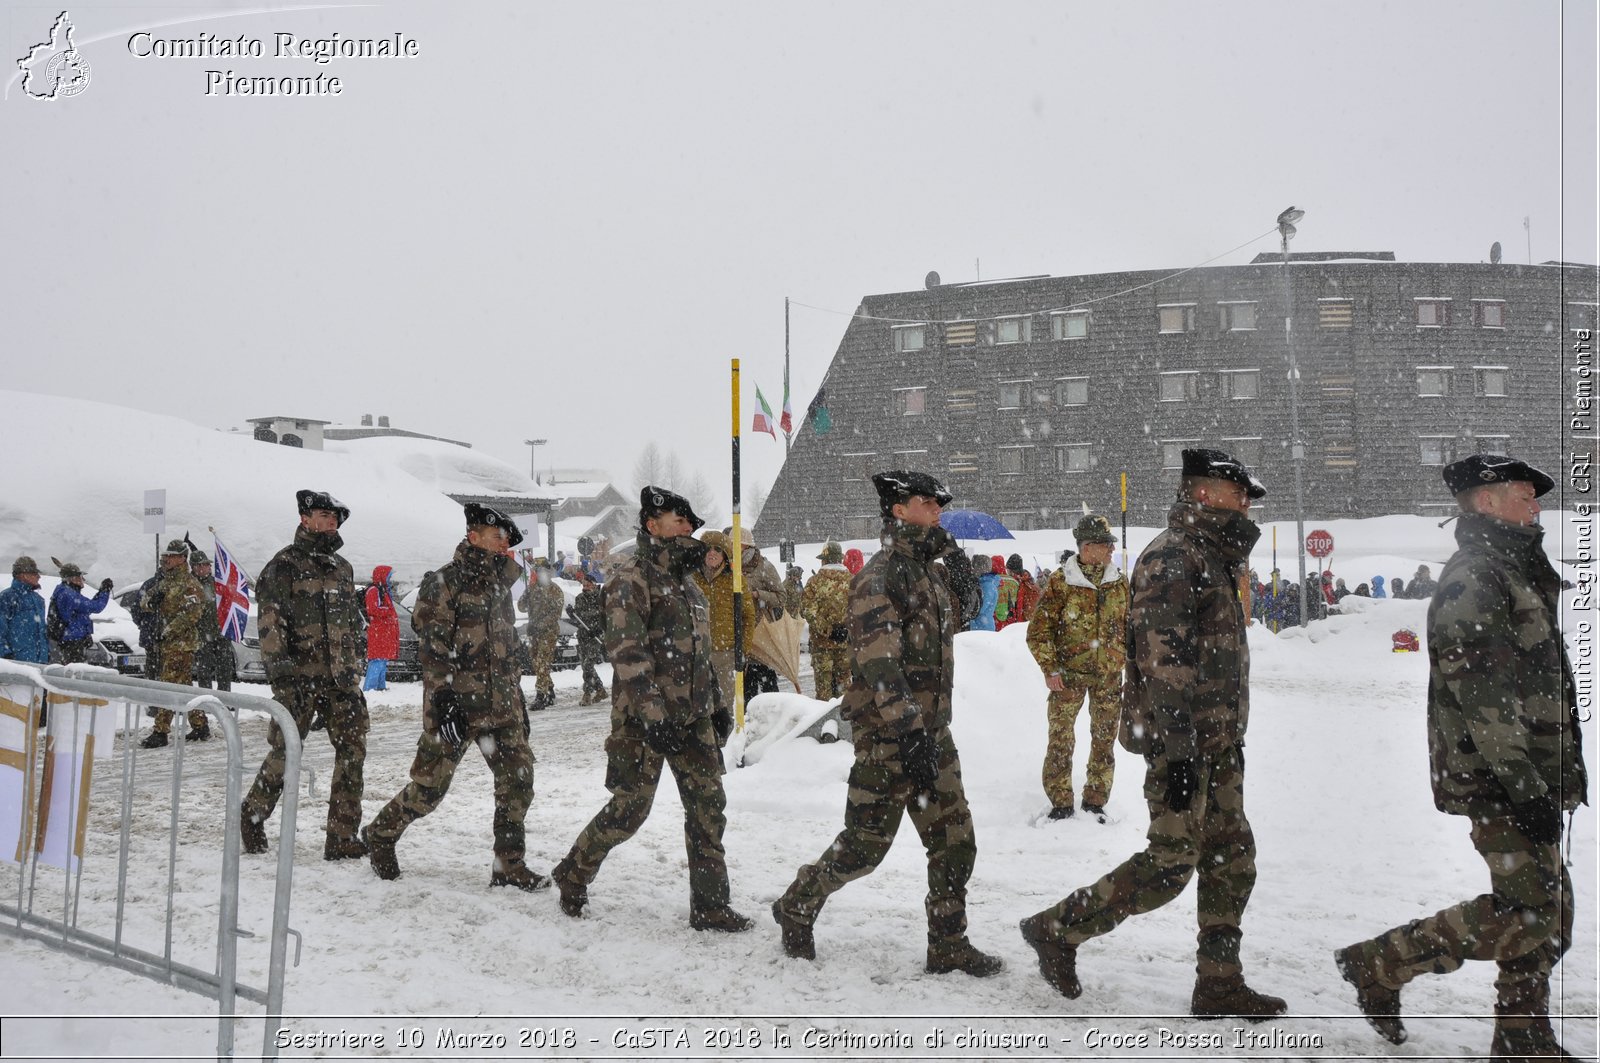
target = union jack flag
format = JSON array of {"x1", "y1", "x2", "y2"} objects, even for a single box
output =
[{"x1": 211, "y1": 536, "x2": 253, "y2": 642}]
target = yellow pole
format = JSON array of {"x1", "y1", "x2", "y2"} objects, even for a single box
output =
[{"x1": 731, "y1": 359, "x2": 746, "y2": 732}]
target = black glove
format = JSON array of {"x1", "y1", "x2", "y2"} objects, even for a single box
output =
[
  {"x1": 644, "y1": 719, "x2": 687, "y2": 756},
  {"x1": 712, "y1": 706, "x2": 734, "y2": 747},
  {"x1": 99, "y1": 578, "x2": 114, "y2": 594},
  {"x1": 828, "y1": 624, "x2": 848, "y2": 643},
  {"x1": 1511, "y1": 796, "x2": 1562, "y2": 845},
  {"x1": 900, "y1": 728, "x2": 940, "y2": 789},
  {"x1": 432, "y1": 688, "x2": 466, "y2": 750},
  {"x1": 1165, "y1": 759, "x2": 1199, "y2": 812}
]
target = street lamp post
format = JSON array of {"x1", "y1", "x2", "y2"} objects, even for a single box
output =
[
  {"x1": 1276, "y1": 206, "x2": 1309, "y2": 628},
  {"x1": 524, "y1": 438, "x2": 547, "y2": 484}
]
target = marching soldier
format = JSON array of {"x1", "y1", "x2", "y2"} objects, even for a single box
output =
[
  {"x1": 1336, "y1": 455, "x2": 1585, "y2": 1061},
  {"x1": 800, "y1": 541, "x2": 851, "y2": 700},
  {"x1": 240, "y1": 491, "x2": 369, "y2": 861},
  {"x1": 551, "y1": 486, "x2": 752, "y2": 933},
  {"x1": 364, "y1": 503, "x2": 548, "y2": 892},
  {"x1": 141, "y1": 540, "x2": 210, "y2": 748},
  {"x1": 570, "y1": 569, "x2": 607, "y2": 705},
  {"x1": 1020, "y1": 449, "x2": 1286, "y2": 1020},
  {"x1": 519, "y1": 557, "x2": 565, "y2": 711},
  {"x1": 773, "y1": 470, "x2": 1002, "y2": 977},
  {"x1": 1025, "y1": 514, "x2": 1128, "y2": 819}
]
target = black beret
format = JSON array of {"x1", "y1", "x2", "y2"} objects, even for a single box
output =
[
  {"x1": 639, "y1": 485, "x2": 705, "y2": 532},
  {"x1": 871, "y1": 469, "x2": 953, "y2": 512},
  {"x1": 464, "y1": 502, "x2": 525, "y2": 547},
  {"x1": 1181, "y1": 448, "x2": 1266, "y2": 499},
  {"x1": 1442, "y1": 454, "x2": 1554, "y2": 497},
  {"x1": 296, "y1": 489, "x2": 351, "y2": 526}
]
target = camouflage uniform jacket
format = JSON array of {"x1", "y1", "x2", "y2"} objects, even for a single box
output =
[
  {"x1": 1427, "y1": 513, "x2": 1587, "y2": 817},
  {"x1": 414, "y1": 540, "x2": 526, "y2": 731},
  {"x1": 606, "y1": 531, "x2": 723, "y2": 727},
  {"x1": 571, "y1": 585, "x2": 605, "y2": 650},
  {"x1": 783, "y1": 571, "x2": 804, "y2": 616},
  {"x1": 257, "y1": 526, "x2": 365, "y2": 687},
  {"x1": 1120, "y1": 501, "x2": 1260, "y2": 761},
  {"x1": 519, "y1": 580, "x2": 565, "y2": 639},
  {"x1": 1026, "y1": 556, "x2": 1128, "y2": 681},
  {"x1": 155, "y1": 564, "x2": 207, "y2": 655},
  {"x1": 841, "y1": 521, "x2": 961, "y2": 740},
  {"x1": 800, "y1": 565, "x2": 851, "y2": 650},
  {"x1": 746, "y1": 552, "x2": 787, "y2": 620}
]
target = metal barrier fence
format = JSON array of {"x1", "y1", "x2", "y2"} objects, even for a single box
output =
[{"x1": 0, "y1": 662, "x2": 304, "y2": 1061}]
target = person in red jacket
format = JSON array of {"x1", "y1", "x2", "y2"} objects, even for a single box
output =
[
  {"x1": 999, "y1": 553, "x2": 1040, "y2": 629},
  {"x1": 842, "y1": 547, "x2": 865, "y2": 576},
  {"x1": 363, "y1": 564, "x2": 400, "y2": 690}
]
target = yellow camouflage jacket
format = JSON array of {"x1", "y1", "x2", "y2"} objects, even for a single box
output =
[
  {"x1": 414, "y1": 540, "x2": 526, "y2": 731},
  {"x1": 1026, "y1": 555, "x2": 1128, "y2": 680},
  {"x1": 155, "y1": 564, "x2": 207, "y2": 655},
  {"x1": 519, "y1": 579, "x2": 565, "y2": 640},
  {"x1": 800, "y1": 565, "x2": 851, "y2": 649}
]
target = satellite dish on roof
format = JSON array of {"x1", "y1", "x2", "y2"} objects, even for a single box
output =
[
  {"x1": 1490, "y1": 241, "x2": 1502, "y2": 264},
  {"x1": 925, "y1": 271, "x2": 941, "y2": 289}
]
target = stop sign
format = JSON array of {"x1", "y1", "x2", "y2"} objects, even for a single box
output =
[{"x1": 1305, "y1": 529, "x2": 1334, "y2": 558}]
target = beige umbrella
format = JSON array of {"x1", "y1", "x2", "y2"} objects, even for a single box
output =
[{"x1": 746, "y1": 613, "x2": 805, "y2": 693}]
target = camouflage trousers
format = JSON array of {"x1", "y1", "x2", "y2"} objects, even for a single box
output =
[
  {"x1": 1029, "y1": 744, "x2": 1256, "y2": 979},
  {"x1": 1345, "y1": 816, "x2": 1573, "y2": 1007},
  {"x1": 243, "y1": 679, "x2": 369, "y2": 842},
  {"x1": 578, "y1": 639, "x2": 606, "y2": 695},
  {"x1": 560, "y1": 714, "x2": 730, "y2": 907},
  {"x1": 152, "y1": 649, "x2": 208, "y2": 735},
  {"x1": 1044, "y1": 673, "x2": 1121, "y2": 807},
  {"x1": 530, "y1": 633, "x2": 557, "y2": 702},
  {"x1": 366, "y1": 722, "x2": 535, "y2": 858},
  {"x1": 812, "y1": 648, "x2": 848, "y2": 701},
  {"x1": 776, "y1": 725, "x2": 977, "y2": 945}
]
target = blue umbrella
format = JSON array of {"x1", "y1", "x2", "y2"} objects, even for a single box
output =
[{"x1": 939, "y1": 510, "x2": 1015, "y2": 540}]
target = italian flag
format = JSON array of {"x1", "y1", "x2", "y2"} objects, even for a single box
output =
[
  {"x1": 780, "y1": 377, "x2": 793, "y2": 436},
  {"x1": 752, "y1": 386, "x2": 778, "y2": 438}
]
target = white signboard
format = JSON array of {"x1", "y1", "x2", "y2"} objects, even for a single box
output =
[
  {"x1": 513, "y1": 513, "x2": 543, "y2": 551},
  {"x1": 142, "y1": 489, "x2": 167, "y2": 535}
]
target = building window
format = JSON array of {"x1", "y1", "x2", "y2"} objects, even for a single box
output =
[
  {"x1": 841, "y1": 453, "x2": 875, "y2": 482},
  {"x1": 1158, "y1": 305, "x2": 1195, "y2": 334},
  {"x1": 991, "y1": 316, "x2": 1031, "y2": 345},
  {"x1": 893, "y1": 387, "x2": 926, "y2": 415},
  {"x1": 1473, "y1": 301, "x2": 1507, "y2": 328},
  {"x1": 1050, "y1": 312, "x2": 1089, "y2": 340},
  {"x1": 893, "y1": 449, "x2": 928, "y2": 464},
  {"x1": 1162, "y1": 440, "x2": 1200, "y2": 469},
  {"x1": 1475, "y1": 367, "x2": 1508, "y2": 398},
  {"x1": 1056, "y1": 377, "x2": 1089, "y2": 406},
  {"x1": 1419, "y1": 437, "x2": 1454, "y2": 466},
  {"x1": 1159, "y1": 372, "x2": 1199, "y2": 402},
  {"x1": 1221, "y1": 437, "x2": 1262, "y2": 468},
  {"x1": 1319, "y1": 300, "x2": 1354, "y2": 329},
  {"x1": 997, "y1": 446, "x2": 1032, "y2": 476},
  {"x1": 999, "y1": 511, "x2": 1033, "y2": 532},
  {"x1": 892, "y1": 325, "x2": 926, "y2": 352},
  {"x1": 1219, "y1": 370, "x2": 1259, "y2": 400},
  {"x1": 998, "y1": 381, "x2": 1025, "y2": 409},
  {"x1": 1417, "y1": 367, "x2": 1451, "y2": 397},
  {"x1": 1031, "y1": 383, "x2": 1055, "y2": 409},
  {"x1": 946, "y1": 389, "x2": 978, "y2": 416},
  {"x1": 1475, "y1": 434, "x2": 1510, "y2": 454},
  {"x1": 281, "y1": 434, "x2": 303, "y2": 448},
  {"x1": 1416, "y1": 299, "x2": 1450, "y2": 327},
  {"x1": 949, "y1": 453, "x2": 979, "y2": 475},
  {"x1": 945, "y1": 321, "x2": 977, "y2": 347},
  {"x1": 1055, "y1": 443, "x2": 1092, "y2": 473},
  {"x1": 844, "y1": 514, "x2": 878, "y2": 539},
  {"x1": 1220, "y1": 302, "x2": 1258, "y2": 331}
]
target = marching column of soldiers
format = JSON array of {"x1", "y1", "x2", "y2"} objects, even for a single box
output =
[{"x1": 86, "y1": 441, "x2": 1579, "y2": 1062}]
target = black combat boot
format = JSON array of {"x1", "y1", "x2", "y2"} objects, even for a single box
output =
[
  {"x1": 1334, "y1": 945, "x2": 1407, "y2": 1044},
  {"x1": 1020, "y1": 914, "x2": 1081, "y2": 998},
  {"x1": 690, "y1": 903, "x2": 754, "y2": 932},
  {"x1": 926, "y1": 938, "x2": 1005, "y2": 977},
  {"x1": 324, "y1": 834, "x2": 368, "y2": 861},
  {"x1": 1047, "y1": 805, "x2": 1074, "y2": 820},
  {"x1": 364, "y1": 827, "x2": 400, "y2": 881},
  {"x1": 490, "y1": 856, "x2": 552, "y2": 893},
  {"x1": 550, "y1": 857, "x2": 586, "y2": 917},
  {"x1": 1080, "y1": 800, "x2": 1106, "y2": 816},
  {"x1": 185, "y1": 722, "x2": 212, "y2": 742},
  {"x1": 771, "y1": 900, "x2": 815, "y2": 960},
  {"x1": 239, "y1": 803, "x2": 269, "y2": 855},
  {"x1": 139, "y1": 731, "x2": 168, "y2": 749},
  {"x1": 1190, "y1": 974, "x2": 1288, "y2": 1021}
]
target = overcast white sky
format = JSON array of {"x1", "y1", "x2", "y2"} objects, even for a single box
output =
[{"x1": 3, "y1": 0, "x2": 1595, "y2": 515}]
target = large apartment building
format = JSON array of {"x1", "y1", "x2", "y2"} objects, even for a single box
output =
[{"x1": 759, "y1": 253, "x2": 1597, "y2": 540}]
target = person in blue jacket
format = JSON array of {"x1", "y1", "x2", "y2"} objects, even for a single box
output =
[
  {"x1": 969, "y1": 553, "x2": 1000, "y2": 631},
  {"x1": 1371, "y1": 575, "x2": 1387, "y2": 599},
  {"x1": 0, "y1": 556, "x2": 49, "y2": 664},
  {"x1": 50, "y1": 562, "x2": 113, "y2": 663}
]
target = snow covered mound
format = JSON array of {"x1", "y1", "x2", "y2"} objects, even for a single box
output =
[{"x1": 0, "y1": 391, "x2": 489, "y2": 587}]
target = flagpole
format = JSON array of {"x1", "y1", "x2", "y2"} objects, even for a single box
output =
[
  {"x1": 731, "y1": 358, "x2": 746, "y2": 737},
  {"x1": 783, "y1": 297, "x2": 791, "y2": 455}
]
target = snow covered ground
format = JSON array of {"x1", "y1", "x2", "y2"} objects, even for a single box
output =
[{"x1": 1, "y1": 579, "x2": 1594, "y2": 1061}]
